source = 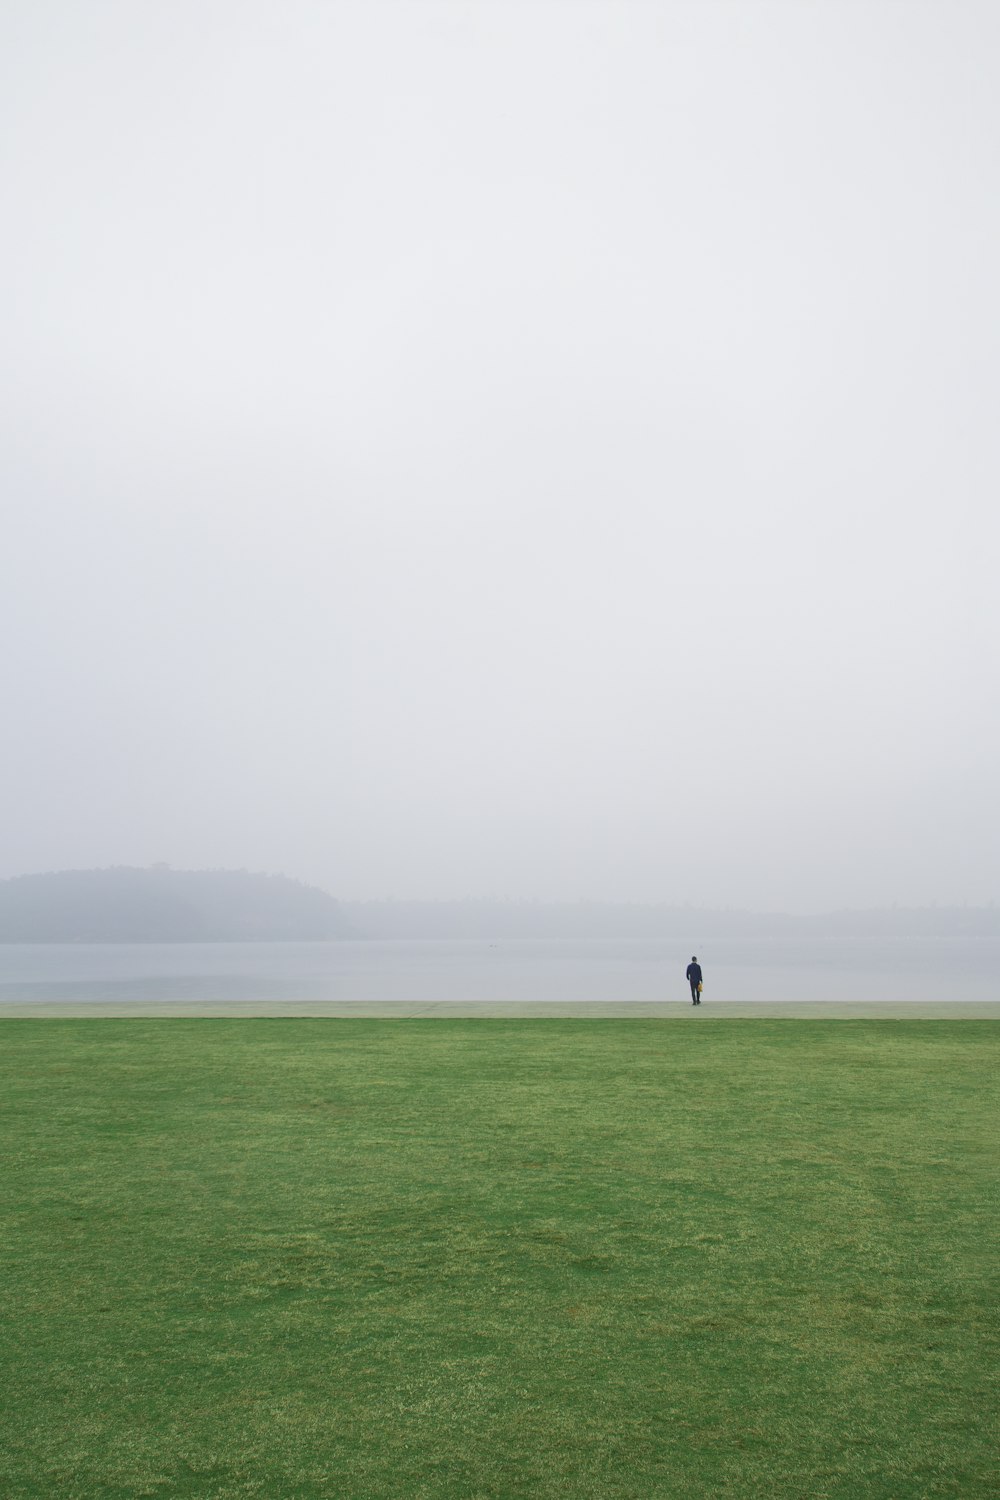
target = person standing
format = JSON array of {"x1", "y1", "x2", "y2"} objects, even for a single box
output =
[{"x1": 686, "y1": 956, "x2": 703, "y2": 1005}]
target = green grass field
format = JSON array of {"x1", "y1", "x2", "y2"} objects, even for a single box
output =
[{"x1": 1, "y1": 1020, "x2": 997, "y2": 1499}]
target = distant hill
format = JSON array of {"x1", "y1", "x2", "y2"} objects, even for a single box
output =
[
  {"x1": 3, "y1": 876, "x2": 994, "y2": 943},
  {"x1": 340, "y1": 899, "x2": 1000, "y2": 941},
  {"x1": 0, "y1": 868, "x2": 353, "y2": 942}
]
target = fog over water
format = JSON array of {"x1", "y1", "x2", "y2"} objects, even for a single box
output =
[
  {"x1": 3, "y1": 2, "x2": 998, "y2": 913},
  {"x1": 1, "y1": 938, "x2": 997, "y2": 1007}
]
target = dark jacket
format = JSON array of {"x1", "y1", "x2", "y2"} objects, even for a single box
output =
[{"x1": 686, "y1": 962, "x2": 703, "y2": 985}]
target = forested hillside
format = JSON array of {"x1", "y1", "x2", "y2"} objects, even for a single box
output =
[{"x1": 0, "y1": 868, "x2": 352, "y2": 941}]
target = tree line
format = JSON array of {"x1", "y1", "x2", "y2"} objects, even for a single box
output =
[{"x1": 0, "y1": 868, "x2": 352, "y2": 941}]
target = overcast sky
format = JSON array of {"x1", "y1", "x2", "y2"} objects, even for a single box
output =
[{"x1": 2, "y1": 0, "x2": 997, "y2": 911}]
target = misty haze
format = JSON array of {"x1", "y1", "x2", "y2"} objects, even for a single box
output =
[
  {"x1": 3, "y1": 1, "x2": 998, "y2": 917},
  {"x1": 3, "y1": 11, "x2": 998, "y2": 1500}
]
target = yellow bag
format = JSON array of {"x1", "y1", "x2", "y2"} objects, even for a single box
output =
[{"x1": 697, "y1": 982, "x2": 703, "y2": 992}]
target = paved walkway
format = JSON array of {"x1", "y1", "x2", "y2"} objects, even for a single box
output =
[{"x1": 1, "y1": 1000, "x2": 997, "y2": 1019}]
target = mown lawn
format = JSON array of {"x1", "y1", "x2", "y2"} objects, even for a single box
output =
[{"x1": 0, "y1": 1019, "x2": 997, "y2": 1499}]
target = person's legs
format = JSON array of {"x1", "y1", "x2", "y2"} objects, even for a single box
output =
[{"x1": 690, "y1": 981, "x2": 698, "y2": 1004}]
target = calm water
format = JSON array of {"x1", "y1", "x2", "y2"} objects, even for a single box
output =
[{"x1": 0, "y1": 937, "x2": 997, "y2": 1004}]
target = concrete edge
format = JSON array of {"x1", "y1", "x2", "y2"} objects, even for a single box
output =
[{"x1": 0, "y1": 1001, "x2": 998, "y2": 1019}]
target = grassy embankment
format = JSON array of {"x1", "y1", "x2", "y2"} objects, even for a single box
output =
[{"x1": 1, "y1": 1019, "x2": 997, "y2": 1498}]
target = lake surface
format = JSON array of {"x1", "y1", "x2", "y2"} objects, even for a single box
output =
[{"x1": 0, "y1": 937, "x2": 996, "y2": 1005}]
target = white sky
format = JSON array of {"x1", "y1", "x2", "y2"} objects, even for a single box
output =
[{"x1": 2, "y1": 0, "x2": 998, "y2": 910}]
